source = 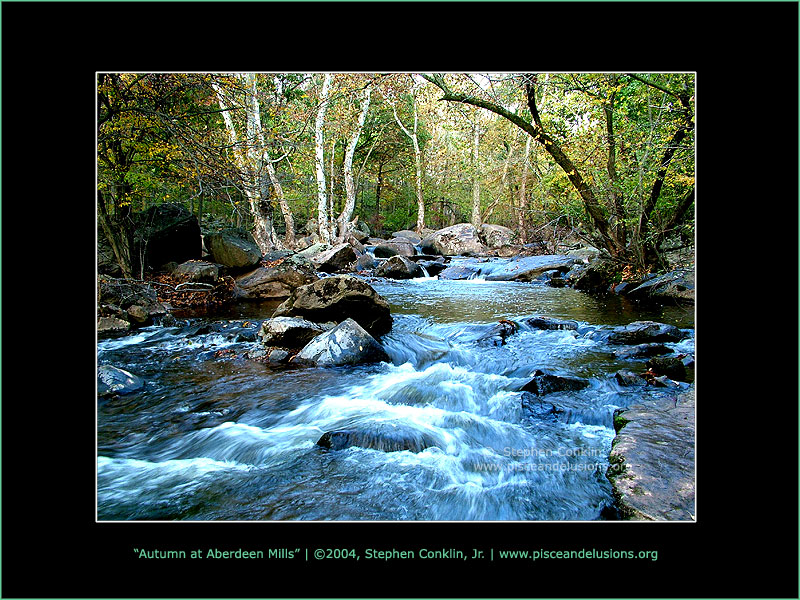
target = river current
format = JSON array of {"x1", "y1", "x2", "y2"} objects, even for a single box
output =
[{"x1": 97, "y1": 267, "x2": 694, "y2": 521}]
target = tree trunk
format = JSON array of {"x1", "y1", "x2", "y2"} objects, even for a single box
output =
[
  {"x1": 337, "y1": 84, "x2": 372, "y2": 242},
  {"x1": 243, "y1": 73, "x2": 278, "y2": 253},
  {"x1": 98, "y1": 190, "x2": 134, "y2": 279},
  {"x1": 389, "y1": 90, "x2": 425, "y2": 233},
  {"x1": 213, "y1": 76, "x2": 277, "y2": 254},
  {"x1": 315, "y1": 74, "x2": 334, "y2": 244},
  {"x1": 471, "y1": 120, "x2": 481, "y2": 229},
  {"x1": 375, "y1": 161, "x2": 383, "y2": 227},
  {"x1": 517, "y1": 135, "x2": 531, "y2": 243},
  {"x1": 422, "y1": 74, "x2": 620, "y2": 257},
  {"x1": 603, "y1": 87, "x2": 626, "y2": 248},
  {"x1": 263, "y1": 157, "x2": 295, "y2": 248}
]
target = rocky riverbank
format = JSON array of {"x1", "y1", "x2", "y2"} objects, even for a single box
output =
[
  {"x1": 607, "y1": 386, "x2": 695, "y2": 520},
  {"x1": 98, "y1": 213, "x2": 696, "y2": 520}
]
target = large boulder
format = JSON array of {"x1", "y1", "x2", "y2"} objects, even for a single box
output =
[
  {"x1": 98, "y1": 365, "x2": 144, "y2": 397},
  {"x1": 391, "y1": 230, "x2": 422, "y2": 244},
  {"x1": 296, "y1": 243, "x2": 329, "y2": 261},
  {"x1": 374, "y1": 255, "x2": 424, "y2": 279},
  {"x1": 97, "y1": 316, "x2": 131, "y2": 338},
  {"x1": 294, "y1": 318, "x2": 390, "y2": 366},
  {"x1": 134, "y1": 203, "x2": 201, "y2": 269},
  {"x1": 355, "y1": 253, "x2": 378, "y2": 271},
  {"x1": 480, "y1": 224, "x2": 516, "y2": 248},
  {"x1": 373, "y1": 240, "x2": 416, "y2": 258},
  {"x1": 309, "y1": 243, "x2": 358, "y2": 273},
  {"x1": 628, "y1": 268, "x2": 695, "y2": 304},
  {"x1": 273, "y1": 275, "x2": 392, "y2": 337},
  {"x1": 257, "y1": 316, "x2": 328, "y2": 350},
  {"x1": 565, "y1": 258, "x2": 620, "y2": 293},
  {"x1": 234, "y1": 255, "x2": 318, "y2": 300},
  {"x1": 606, "y1": 321, "x2": 686, "y2": 345},
  {"x1": 172, "y1": 260, "x2": 219, "y2": 283},
  {"x1": 419, "y1": 223, "x2": 487, "y2": 257},
  {"x1": 484, "y1": 255, "x2": 580, "y2": 282},
  {"x1": 204, "y1": 228, "x2": 261, "y2": 269}
]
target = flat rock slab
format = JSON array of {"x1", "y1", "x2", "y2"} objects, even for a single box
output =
[
  {"x1": 608, "y1": 387, "x2": 695, "y2": 521},
  {"x1": 629, "y1": 268, "x2": 694, "y2": 303},
  {"x1": 483, "y1": 255, "x2": 579, "y2": 281}
]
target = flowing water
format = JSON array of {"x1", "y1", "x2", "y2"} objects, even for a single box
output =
[{"x1": 97, "y1": 266, "x2": 694, "y2": 521}]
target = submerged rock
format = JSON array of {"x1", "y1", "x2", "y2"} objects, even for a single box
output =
[
  {"x1": 273, "y1": 275, "x2": 392, "y2": 337},
  {"x1": 98, "y1": 365, "x2": 144, "y2": 397},
  {"x1": 294, "y1": 318, "x2": 390, "y2": 366},
  {"x1": 614, "y1": 370, "x2": 648, "y2": 387},
  {"x1": 607, "y1": 387, "x2": 695, "y2": 520},
  {"x1": 607, "y1": 321, "x2": 686, "y2": 345},
  {"x1": 525, "y1": 316, "x2": 579, "y2": 331},
  {"x1": 317, "y1": 424, "x2": 435, "y2": 453},
  {"x1": 416, "y1": 260, "x2": 447, "y2": 277},
  {"x1": 613, "y1": 343, "x2": 674, "y2": 359},
  {"x1": 646, "y1": 355, "x2": 688, "y2": 381},
  {"x1": 521, "y1": 369, "x2": 589, "y2": 396},
  {"x1": 520, "y1": 392, "x2": 564, "y2": 421}
]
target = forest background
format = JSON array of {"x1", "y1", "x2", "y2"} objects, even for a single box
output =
[{"x1": 97, "y1": 72, "x2": 695, "y2": 279}]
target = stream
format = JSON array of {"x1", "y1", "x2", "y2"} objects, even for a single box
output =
[{"x1": 97, "y1": 264, "x2": 694, "y2": 521}]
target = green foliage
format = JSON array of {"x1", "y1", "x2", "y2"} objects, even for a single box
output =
[{"x1": 97, "y1": 72, "x2": 694, "y2": 272}]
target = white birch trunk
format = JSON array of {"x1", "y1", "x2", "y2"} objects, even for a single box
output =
[
  {"x1": 329, "y1": 138, "x2": 336, "y2": 241},
  {"x1": 249, "y1": 76, "x2": 296, "y2": 248},
  {"x1": 337, "y1": 84, "x2": 372, "y2": 242},
  {"x1": 213, "y1": 77, "x2": 278, "y2": 253},
  {"x1": 390, "y1": 93, "x2": 425, "y2": 233},
  {"x1": 471, "y1": 120, "x2": 482, "y2": 229},
  {"x1": 243, "y1": 73, "x2": 279, "y2": 252},
  {"x1": 315, "y1": 74, "x2": 333, "y2": 244}
]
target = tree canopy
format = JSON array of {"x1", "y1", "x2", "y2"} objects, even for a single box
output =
[{"x1": 97, "y1": 72, "x2": 695, "y2": 276}]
